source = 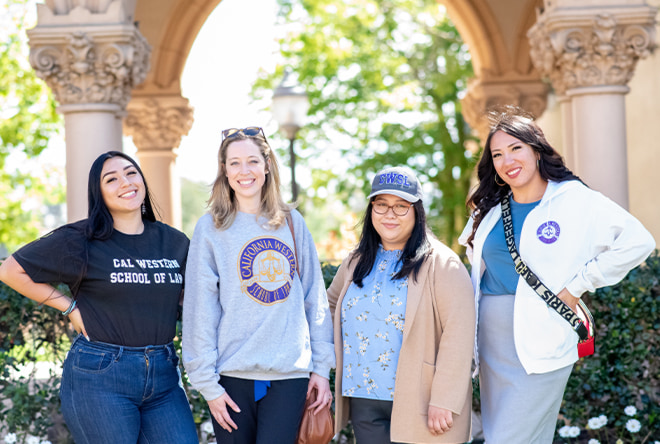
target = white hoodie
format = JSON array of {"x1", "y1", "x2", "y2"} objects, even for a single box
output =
[{"x1": 459, "y1": 180, "x2": 655, "y2": 375}]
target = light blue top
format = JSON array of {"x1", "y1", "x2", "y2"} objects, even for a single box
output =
[
  {"x1": 481, "y1": 197, "x2": 541, "y2": 295},
  {"x1": 341, "y1": 246, "x2": 408, "y2": 400}
]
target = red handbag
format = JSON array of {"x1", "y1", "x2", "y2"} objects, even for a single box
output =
[{"x1": 576, "y1": 300, "x2": 595, "y2": 358}]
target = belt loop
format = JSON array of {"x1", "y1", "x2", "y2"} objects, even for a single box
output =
[
  {"x1": 167, "y1": 343, "x2": 174, "y2": 360},
  {"x1": 115, "y1": 346, "x2": 123, "y2": 362}
]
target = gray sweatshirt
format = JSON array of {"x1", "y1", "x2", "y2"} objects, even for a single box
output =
[{"x1": 182, "y1": 210, "x2": 335, "y2": 401}]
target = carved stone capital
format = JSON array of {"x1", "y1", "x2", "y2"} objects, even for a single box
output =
[
  {"x1": 528, "y1": 5, "x2": 656, "y2": 95},
  {"x1": 27, "y1": 24, "x2": 150, "y2": 109},
  {"x1": 124, "y1": 96, "x2": 194, "y2": 151},
  {"x1": 462, "y1": 78, "x2": 549, "y2": 140},
  {"x1": 38, "y1": 0, "x2": 136, "y2": 25}
]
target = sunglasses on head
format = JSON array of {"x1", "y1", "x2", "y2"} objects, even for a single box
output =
[{"x1": 221, "y1": 127, "x2": 266, "y2": 141}]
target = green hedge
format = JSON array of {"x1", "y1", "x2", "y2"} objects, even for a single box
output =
[
  {"x1": 1, "y1": 256, "x2": 658, "y2": 443},
  {"x1": 558, "y1": 251, "x2": 660, "y2": 442},
  {"x1": 0, "y1": 282, "x2": 72, "y2": 443}
]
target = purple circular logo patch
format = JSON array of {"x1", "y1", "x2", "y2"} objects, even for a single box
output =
[
  {"x1": 537, "y1": 221, "x2": 560, "y2": 244},
  {"x1": 238, "y1": 237, "x2": 296, "y2": 305}
]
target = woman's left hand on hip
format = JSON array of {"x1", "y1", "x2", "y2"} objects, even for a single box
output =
[{"x1": 557, "y1": 288, "x2": 579, "y2": 313}]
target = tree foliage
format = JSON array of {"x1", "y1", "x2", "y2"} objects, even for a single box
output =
[
  {"x1": 180, "y1": 178, "x2": 211, "y2": 239},
  {"x1": 254, "y1": 0, "x2": 476, "y2": 247},
  {"x1": 0, "y1": 0, "x2": 64, "y2": 252}
]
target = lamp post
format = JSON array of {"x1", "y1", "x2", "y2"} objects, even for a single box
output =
[{"x1": 272, "y1": 70, "x2": 309, "y2": 202}]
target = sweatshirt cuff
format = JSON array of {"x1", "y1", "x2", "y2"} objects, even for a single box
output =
[
  {"x1": 312, "y1": 363, "x2": 332, "y2": 379},
  {"x1": 565, "y1": 275, "x2": 591, "y2": 298},
  {"x1": 200, "y1": 380, "x2": 226, "y2": 402}
]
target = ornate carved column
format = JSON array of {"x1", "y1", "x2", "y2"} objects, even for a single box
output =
[
  {"x1": 27, "y1": 0, "x2": 150, "y2": 222},
  {"x1": 124, "y1": 96, "x2": 194, "y2": 228},
  {"x1": 462, "y1": 78, "x2": 549, "y2": 142},
  {"x1": 528, "y1": 1, "x2": 656, "y2": 208},
  {"x1": 556, "y1": 94, "x2": 576, "y2": 169}
]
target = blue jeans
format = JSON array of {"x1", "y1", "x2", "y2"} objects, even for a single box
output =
[{"x1": 60, "y1": 335, "x2": 198, "y2": 444}]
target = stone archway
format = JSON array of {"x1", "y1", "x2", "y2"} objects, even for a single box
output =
[
  {"x1": 27, "y1": 0, "x2": 658, "y2": 230},
  {"x1": 444, "y1": 0, "x2": 549, "y2": 138},
  {"x1": 124, "y1": 0, "x2": 224, "y2": 228}
]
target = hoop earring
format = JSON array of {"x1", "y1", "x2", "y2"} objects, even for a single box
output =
[{"x1": 494, "y1": 174, "x2": 506, "y2": 187}]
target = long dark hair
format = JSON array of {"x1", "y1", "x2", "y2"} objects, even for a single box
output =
[
  {"x1": 465, "y1": 106, "x2": 582, "y2": 247},
  {"x1": 85, "y1": 151, "x2": 157, "y2": 240},
  {"x1": 351, "y1": 199, "x2": 432, "y2": 287},
  {"x1": 57, "y1": 151, "x2": 157, "y2": 299}
]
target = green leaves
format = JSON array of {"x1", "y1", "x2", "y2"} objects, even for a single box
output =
[
  {"x1": 0, "y1": 0, "x2": 61, "y2": 166},
  {"x1": 560, "y1": 252, "x2": 660, "y2": 439},
  {"x1": 0, "y1": 0, "x2": 65, "y2": 253},
  {"x1": 254, "y1": 0, "x2": 476, "y2": 248},
  {"x1": 0, "y1": 280, "x2": 71, "y2": 441}
]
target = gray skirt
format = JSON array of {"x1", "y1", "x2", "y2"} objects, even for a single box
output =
[{"x1": 478, "y1": 294, "x2": 573, "y2": 444}]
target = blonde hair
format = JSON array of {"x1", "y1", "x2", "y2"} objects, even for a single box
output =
[{"x1": 208, "y1": 132, "x2": 292, "y2": 230}]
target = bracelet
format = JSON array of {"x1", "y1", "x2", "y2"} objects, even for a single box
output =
[{"x1": 62, "y1": 299, "x2": 77, "y2": 316}]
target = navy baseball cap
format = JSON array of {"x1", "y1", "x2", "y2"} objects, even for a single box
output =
[{"x1": 367, "y1": 166, "x2": 422, "y2": 203}]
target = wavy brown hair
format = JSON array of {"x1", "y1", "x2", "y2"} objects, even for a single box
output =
[
  {"x1": 465, "y1": 106, "x2": 583, "y2": 247},
  {"x1": 208, "y1": 131, "x2": 291, "y2": 230}
]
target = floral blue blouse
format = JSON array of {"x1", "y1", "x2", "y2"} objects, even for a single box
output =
[{"x1": 341, "y1": 246, "x2": 408, "y2": 400}]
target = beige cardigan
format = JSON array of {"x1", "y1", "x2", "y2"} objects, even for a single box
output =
[{"x1": 327, "y1": 239, "x2": 476, "y2": 443}]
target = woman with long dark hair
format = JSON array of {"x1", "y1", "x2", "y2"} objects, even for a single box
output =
[
  {"x1": 328, "y1": 166, "x2": 475, "y2": 444},
  {"x1": 459, "y1": 107, "x2": 655, "y2": 442},
  {"x1": 0, "y1": 151, "x2": 198, "y2": 444}
]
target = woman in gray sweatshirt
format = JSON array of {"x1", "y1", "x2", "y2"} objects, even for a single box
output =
[{"x1": 182, "y1": 127, "x2": 335, "y2": 444}]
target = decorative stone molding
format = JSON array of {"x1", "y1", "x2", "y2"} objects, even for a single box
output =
[
  {"x1": 27, "y1": 0, "x2": 149, "y2": 110},
  {"x1": 528, "y1": 4, "x2": 657, "y2": 95},
  {"x1": 462, "y1": 78, "x2": 549, "y2": 139},
  {"x1": 39, "y1": 0, "x2": 136, "y2": 24},
  {"x1": 124, "y1": 96, "x2": 194, "y2": 151},
  {"x1": 28, "y1": 28, "x2": 150, "y2": 108}
]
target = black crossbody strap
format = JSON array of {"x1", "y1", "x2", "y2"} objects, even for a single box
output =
[{"x1": 501, "y1": 196, "x2": 589, "y2": 341}]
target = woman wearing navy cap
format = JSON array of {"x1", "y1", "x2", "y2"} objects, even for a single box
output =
[{"x1": 327, "y1": 166, "x2": 476, "y2": 443}]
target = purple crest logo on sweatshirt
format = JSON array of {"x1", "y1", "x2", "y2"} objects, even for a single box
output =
[
  {"x1": 537, "y1": 221, "x2": 560, "y2": 244},
  {"x1": 238, "y1": 237, "x2": 296, "y2": 305}
]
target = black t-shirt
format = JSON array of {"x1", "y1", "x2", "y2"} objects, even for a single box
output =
[{"x1": 14, "y1": 220, "x2": 190, "y2": 346}]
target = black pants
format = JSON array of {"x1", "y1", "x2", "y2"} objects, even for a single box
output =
[
  {"x1": 211, "y1": 376, "x2": 308, "y2": 444},
  {"x1": 349, "y1": 397, "x2": 404, "y2": 444}
]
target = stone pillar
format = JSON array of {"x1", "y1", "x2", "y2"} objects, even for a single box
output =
[
  {"x1": 462, "y1": 78, "x2": 549, "y2": 143},
  {"x1": 27, "y1": 1, "x2": 150, "y2": 222},
  {"x1": 124, "y1": 96, "x2": 194, "y2": 228},
  {"x1": 528, "y1": 1, "x2": 656, "y2": 208},
  {"x1": 557, "y1": 94, "x2": 575, "y2": 169}
]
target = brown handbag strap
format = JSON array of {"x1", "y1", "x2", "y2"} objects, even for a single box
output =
[{"x1": 285, "y1": 212, "x2": 300, "y2": 277}]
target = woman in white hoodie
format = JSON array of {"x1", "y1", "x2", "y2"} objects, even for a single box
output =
[{"x1": 459, "y1": 107, "x2": 655, "y2": 443}]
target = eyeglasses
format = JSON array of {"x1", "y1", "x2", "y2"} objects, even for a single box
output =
[
  {"x1": 372, "y1": 201, "x2": 412, "y2": 216},
  {"x1": 221, "y1": 127, "x2": 266, "y2": 141}
]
